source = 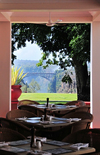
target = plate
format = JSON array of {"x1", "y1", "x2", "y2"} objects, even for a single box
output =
[
  {"x1": 27, "y1": 117, "x2": 41, "y2": 120},
  {"x1": 24, "y1": 120, "x2": 40, "y2": 123}
]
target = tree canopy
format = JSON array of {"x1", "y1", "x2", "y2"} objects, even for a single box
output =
[{"x1": 12, "y1": 23, "x2": 90, "y2": 100}]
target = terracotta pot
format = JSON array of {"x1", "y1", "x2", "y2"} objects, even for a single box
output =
[{"x1": 11, "y1": 85, "x2": 22, "y2": 102}]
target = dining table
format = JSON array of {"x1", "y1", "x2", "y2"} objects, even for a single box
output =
[
  {"x1": 29, "y1": 104, "x2": 90, "y2": 116},
  {"x1": 0, "y1": 138, "x2": 96, "y2": 155},
  {"x1": 31, "y1": 104, "x2": 78, "y2": 112},
  {"x1": 29, "y1": 104, "x2": 80, "y2": 117},
  {"x1": 15, "y1": 116, "x2": 81, "y2": 129}
]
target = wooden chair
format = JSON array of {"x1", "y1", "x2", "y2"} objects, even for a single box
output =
[
  {"x1": 18, "y1": 99, "x2": 40, "y2": 106},
  {"x1": 62, "y1": 111, "x2": 93, "y2": 128},
  {"x1": 18, "y1": 105, "x2": 45, "y2": 117},
  {"x1": 62, "y1": 128, "x2": 100, "y2": 154},
  {"x1": 70, "y1": 119, "x2": 92, "y2": 134},
  {"x1": 53, "y1": 111, "x2": 71, "y2": 117},
  {"x1": 36, "y1": 125, "x2": 72, "y2": 141},
  {"x1": 0, "y1": 128, "x2": 26, "y2": 142},
  {"x1": 53, "y1": 105, "x2": 90, "y2": 117},
  {"x1": 74, "y1": 105, "x2": 90, "y2": 113},
  {"x1": 55, "y1": 103, "x2": 64, "y2": 105},
  {"x1": 0, "y1": 117, "x2": 31, "y2": 138},
  {"x1": 6, "y1": 109, "x2": 37, "y2": 120},
  {"x1": 36, "y1": 119, "x2": 91, "y2": 141},
  {"x1": 66, "y1": 100, "x2": 86, "y2": 106}
]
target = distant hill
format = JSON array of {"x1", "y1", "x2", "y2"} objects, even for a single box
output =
[{"x1": 14, "y1": 59, "x2": 58, "y2": 73}]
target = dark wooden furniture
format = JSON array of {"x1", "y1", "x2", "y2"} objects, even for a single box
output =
[
  {"x1": 0, "y1": 117, "x2": 31, "y2": 138},
  {"x1": 18, "y1": 99, "x2": 40, "y2": 106},
  {"x1": 0, "y1": 139, "x2": 95, "y2": 155},
  {"x1": 62, "y1": 111, "x2": 93, "y2": 128},
  {"x1": 0, "y1": 128, "x2": 26, "y2": 142},
  {"x1": 62, "y1": 128, "x2": 100, "y2": 154},
  {"x1": 18, "y1": 105, "x2": 45, "y2": 117},
  {"x1": 6, "y1": 109, "x2": 37, "y2": 120}
]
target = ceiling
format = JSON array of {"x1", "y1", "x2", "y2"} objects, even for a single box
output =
[{"x1": 0, "y1": 0, "x2": 100, "y2": 23}]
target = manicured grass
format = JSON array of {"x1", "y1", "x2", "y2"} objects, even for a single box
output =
[{"x1": 19, "y1": 93, "x2": 77, "y2": 103}]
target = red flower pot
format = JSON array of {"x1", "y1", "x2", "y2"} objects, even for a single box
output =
[{"x1": 11, "y1": 85, "x2": 22, "y2": 102}]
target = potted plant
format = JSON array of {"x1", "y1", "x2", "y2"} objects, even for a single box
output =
[{"x1": 11, "y1": 66, "x2": 27, "y2": 106}]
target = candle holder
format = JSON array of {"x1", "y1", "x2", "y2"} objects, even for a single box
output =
[
  {"x1": 30, "y1": 127, "x2": 36, "y2": 148},
  {"x1": 46, "y1": 98, "x2": 49, "y2": 107},
  {"x1": 44, "y1": 108, "x2": 47, "y2": 121}
]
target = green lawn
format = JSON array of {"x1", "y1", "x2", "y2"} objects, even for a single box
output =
[{"x1": 19, "y1": 93, "x2": 77, "y2": 103}]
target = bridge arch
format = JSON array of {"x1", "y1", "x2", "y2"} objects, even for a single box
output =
[{"x1": 24, "y1": 72, "x2": 56, "y2": 81}]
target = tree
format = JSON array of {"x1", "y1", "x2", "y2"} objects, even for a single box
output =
[
  {"x1": 48, "y1": 74, "x2": 56, "y2": 93},
  {"x1": 48, "y1": 69, "x2": 77, "y2": 93},
  {"x1": 28, "y1": 79, "x2": 40, "y2": 93},
  {"x1": 12, "y1": 23, "x2": 90, "y2": 100}
]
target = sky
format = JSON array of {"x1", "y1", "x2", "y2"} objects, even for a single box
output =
[{"x1": 14, "y1": 41, "x2": 43, "y2": 61}]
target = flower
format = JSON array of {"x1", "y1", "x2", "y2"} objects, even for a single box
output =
[{"x1": 11, "y1": 66, "x2": 27, "y2": 85}]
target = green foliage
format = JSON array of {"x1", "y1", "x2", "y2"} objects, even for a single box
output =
[
  {"x1": 21, "y1": 79, "x2": 40, "y2": 93},
  {"x1": 62, "y1": 72, "x2": 72, "y2": 85},
  {"x1": 48, "y1": 69, "x2": 75, "y2": 93},
  {"x1": 12, "y1": 23, "x2": 90, "y2": 100},
  {"x1": 21, "y1": 85, "x2": 27, "y2": 93},
  {"x1": 55, "y1": 70, "x2": 65, "y2": 92},
  {"x1": 12, "y1": 23, "x2": 90, "y2": 68},
  {"x1": 28, "y1": 79, "x2": 40, "y2": 93},
  {"x1": 48, "y1": 75, "x2": 56, "y2": 93}
]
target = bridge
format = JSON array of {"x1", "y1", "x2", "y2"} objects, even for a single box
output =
[{"x1": 24, "y1": 72, "x2": 56, "y2": 81}]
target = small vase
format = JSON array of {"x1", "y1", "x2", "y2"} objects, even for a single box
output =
[{"x1": 11, "y1": 85, "x2": 22, "y2": 102}]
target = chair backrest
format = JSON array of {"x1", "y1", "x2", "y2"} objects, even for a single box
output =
[
  {"x1": 36, "y1": 124, "x2": 72, "y2": 141},
  {"x1": 0, "y1": 128, "x2": 26, "y2": 142},
  {"x1": 55, "y1": 103, "x2": 64, "y2": 105},
  {"x1": 70, "y1": 119, "x2": 92, "y2": 133},
  {"x1": 36, "y1": 119, "x2": 91, "y2": 141},
  {"x1": 6, "y1": 109, "x2": 37, "y2": 120},
  {"x1": 18, "y1": 99, "x2": 40, "y2": 106},
  {"x1": 53, "y1": 110, "x2": 71, "y2": 117},
  {"x1": 0, "y1": 117, "x2": 31, "y2": 138},
  {"x1": 75, "y1": 105, "x2": 90, "y2": 113},
  {"x1": 62, "y1": 128, "x2": 100, "y2": 153},
  {"x1": 66, "y1": 100, "x2": 86, "y2": 106},
  {"x1": 62, "y1": 111, "x2": 93, "y2": 122},
  {"x1": 18, "y1": 105, "x2": 44, "y2": 117}
]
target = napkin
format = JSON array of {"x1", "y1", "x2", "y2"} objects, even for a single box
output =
[
  {"x1": 46, "y1": 115, "x2": 53, "y2": 121},
  {"x1": 70, "y1": 143, "x2": 89, "y2": 150},
  {"x1": 35, "y1": 137, "x2": 47, "y2": 142}
]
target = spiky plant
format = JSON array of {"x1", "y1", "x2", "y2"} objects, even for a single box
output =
[{"x1": 11, "y1": 66, "x2": 27, "y2": 85}]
